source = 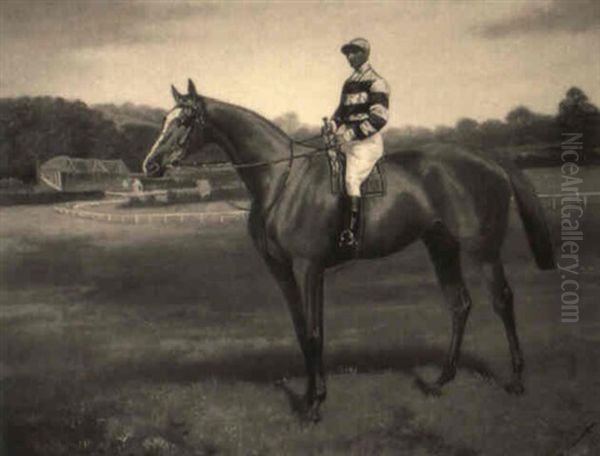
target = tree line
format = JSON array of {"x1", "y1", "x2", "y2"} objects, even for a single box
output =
[
  {"x1": 0, "y1": 98, "x2": 164, "y2": 182},
  {"x1": 275, "y1": 86, "x2": 600, "y2": 165},
  {"x1": 1, "y1": 87, "x2": 598, "y2": 183}
]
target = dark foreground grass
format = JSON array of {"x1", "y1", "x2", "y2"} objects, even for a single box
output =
[{"x1": 1, "y1": 186, "x2": 599, "y2": 455}]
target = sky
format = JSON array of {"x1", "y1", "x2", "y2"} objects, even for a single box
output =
[{"x1": 1, "y1": 0, "x2": 599, "y2": 128}]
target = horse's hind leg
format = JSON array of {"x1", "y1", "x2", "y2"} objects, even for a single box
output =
[
  {"x1": 420, "y1": 222, "x2": 472, "y2": 395},
  {"x1": 482, "y1": 259, "x2": 525, "y2": 394}
]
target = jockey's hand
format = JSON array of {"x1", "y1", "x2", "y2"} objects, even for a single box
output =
[
  {"x1": 321, "y1": 119, "x2": 336, "y2": 134},
  {"x1": 335, "y1": 124, "x2": 356, "y2": 144},
  {"x1": 321, "y1": 118, "x2": 337, "y2": 146},
  {"x1": 326, "y1": 119, "x2": 337, "y2": 134}
]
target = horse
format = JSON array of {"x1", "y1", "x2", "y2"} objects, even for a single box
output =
[{"x1": 142, "y1": 79, "x2": 555, "y2": 421}]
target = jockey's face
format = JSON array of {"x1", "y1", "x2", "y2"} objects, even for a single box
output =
[{"x1": 345, "y1": 48, "x2": 368, "y2": 70}]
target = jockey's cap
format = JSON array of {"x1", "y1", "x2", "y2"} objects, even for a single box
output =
[{"x1": 341, "y1": 38, "x2": 370, "y2": 56}]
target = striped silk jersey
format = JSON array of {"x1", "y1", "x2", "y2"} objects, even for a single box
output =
[{"x1": 333, "y1": 63, "x2": 390, "y2": 140}]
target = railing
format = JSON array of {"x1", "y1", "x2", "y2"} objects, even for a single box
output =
[{"x1": 54, "y1": 198, "x2": 248, "y2": 225}]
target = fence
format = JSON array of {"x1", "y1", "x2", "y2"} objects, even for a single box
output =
[{"x1": 54, "y1": 198, "x2": 248, "y2": 225}]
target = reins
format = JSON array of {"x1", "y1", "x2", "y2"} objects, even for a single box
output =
[
  {"x1": 161, "y1": 103, "x2": 335, "y2": 218},
  {"x1": 176, "y1": 138, "x2": 332, "y2": 218},
  {"x1": 164, "y1": 103, "x2": 332, "y2": 170},
  {"x1": 178, "y1": 137, "x2": 330, "y2": 170}
]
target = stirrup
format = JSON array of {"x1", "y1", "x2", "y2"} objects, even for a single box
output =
[{"x1": 338, "y1": 228, "x2": 357, "y2": 247}]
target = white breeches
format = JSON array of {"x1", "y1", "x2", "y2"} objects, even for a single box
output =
[{"x1": 340, "y1": 132, "x2": 384, "y2": 197}]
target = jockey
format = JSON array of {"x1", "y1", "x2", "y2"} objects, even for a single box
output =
[{"x1": 328, "y1": 37, "x2": 390, "y2": 249}]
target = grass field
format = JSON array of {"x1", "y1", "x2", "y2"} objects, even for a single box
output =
[{"x1": 1, "y1": 167, "x2": 599, "y2": 455}]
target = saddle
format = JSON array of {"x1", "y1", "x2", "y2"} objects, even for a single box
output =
[{"x1": 327, "y1": 150, "x2": 385, "y2": 197}]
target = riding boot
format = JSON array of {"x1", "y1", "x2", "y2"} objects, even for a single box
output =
[{"x1": 339, "y1": 195, "x2": 361, "y2": 249}]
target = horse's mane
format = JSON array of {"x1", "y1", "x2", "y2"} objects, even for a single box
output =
[{"x1": 205, "y1": 97, "x2": 292, "y2": 142}]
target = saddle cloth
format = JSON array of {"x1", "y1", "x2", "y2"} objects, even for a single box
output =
[{"x1": 328, "y1": 152, "x2": 385, "y2": 197}]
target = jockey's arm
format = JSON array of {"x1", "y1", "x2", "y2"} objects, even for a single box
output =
[
  {"x1": 333, "y1": 78, "x2": 390, "y2": 144},
  {"x1": 355, "y1": 78, "x2": 390, "y2": 139}
]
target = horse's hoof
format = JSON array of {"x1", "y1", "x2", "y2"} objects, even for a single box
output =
[
  {"x1": 274, "y1": 378, "x2": 288, "y2": 388},
  {"x1": 305, "y1": 405, "x2": 322, "y2": 423},
  {"x1": 504, "y1": 380, "x2": 525, "y2": 395},
  {"x1": 414, "y1": 377, "x2": 443, "y2": 397},
  {"x1": 424, "y1": 385, "x2": 443, "y2": 397}
]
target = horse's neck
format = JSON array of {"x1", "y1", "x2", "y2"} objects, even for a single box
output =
[{"x1": 206, "y1": 100, "x2": 292, "y2": 211}]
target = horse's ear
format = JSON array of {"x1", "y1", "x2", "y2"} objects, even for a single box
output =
[
  {"x1": 187, "y1": 79, "x2": 206, "y2": 114},
  {"x1": 187, "y1": 79, "x2": 198, "y2": 98},
  {"x1": 171, "y1": 84, "x2": 183, "y2": 103}
]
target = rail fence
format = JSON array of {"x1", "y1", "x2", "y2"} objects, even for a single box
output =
[{"x1": 54, "y1": 197, "x2": 248, "y2": 225}]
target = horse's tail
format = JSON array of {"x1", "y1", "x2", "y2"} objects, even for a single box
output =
[{"x1": 495, "y1": 156, "x2": 556, "y2": 270}]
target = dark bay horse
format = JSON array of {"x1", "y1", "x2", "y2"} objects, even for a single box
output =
[{"x1": 143, "y1": 80, "x2": 555, "y2": 421}]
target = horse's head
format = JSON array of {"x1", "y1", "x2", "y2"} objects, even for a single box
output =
[{"x1": 142, "y1": 79, "x2": 207, "y2": 177}]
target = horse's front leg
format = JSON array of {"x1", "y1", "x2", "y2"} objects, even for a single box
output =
[
  {"x1": 258, "y1": 251, "x2": 326, "y2": 421},
  {"x1": 293, "y1": 258, "x2": 326, "y2": 421}
]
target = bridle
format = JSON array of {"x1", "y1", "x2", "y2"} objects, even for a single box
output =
[
  {"x1": 159, "y1": 102, "x2": 334, "y2": 217},
  {"x1": 161, "y1": 104, "x2": 207, "y2": 167},
  {"x1": 166, "y1": 103, "x2": 331, "y2": 170}
]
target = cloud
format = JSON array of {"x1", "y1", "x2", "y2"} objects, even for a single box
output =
[
  {"x1": 475, "y1": 0, "x2": 600, "y2": 38},
  {"x1": 0, "y1": 0, "x2": 219, "y2": 50}
]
